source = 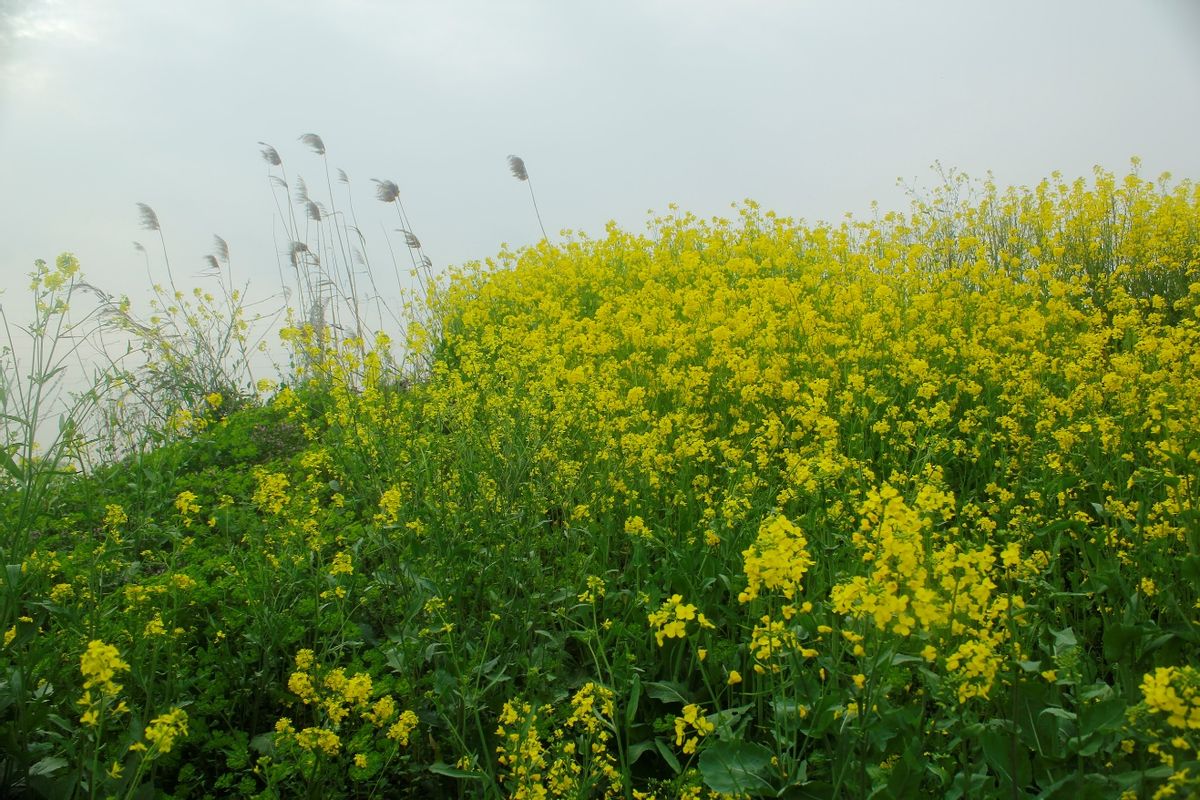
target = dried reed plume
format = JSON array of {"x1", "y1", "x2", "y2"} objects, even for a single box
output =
[
  {"x1": 135, "y1": 202, "x2": 177, "y2": 291},
  {"x1": 506, "y1": 154, "x2": 548, "y2": 241},
  {"x1": 136, "y1": 203, "x2": 160, "y2": 232},
  {"x1": 507, "y1": 155, "x2": 528, "y2": 181},
  {"x1": 299, "y1": 133, "x2": 326, "y2": 156},
  {"x1": 372, "y1": 179, "x2": 400, "y2": 203},
  {"x1": 257, "y1": 142, "x2": 282, "y2": 166}
]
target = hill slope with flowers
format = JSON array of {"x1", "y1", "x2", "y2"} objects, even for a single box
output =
[{"x1": 3, "y1": 165, "x2": 1199, "y2": 799}]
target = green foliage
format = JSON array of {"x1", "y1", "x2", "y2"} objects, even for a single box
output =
[{"x1": 2, "y1": 164, "x2": 1199, "y2": 798}]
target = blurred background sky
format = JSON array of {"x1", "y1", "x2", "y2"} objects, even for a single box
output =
[{"x1": 1, "y1": 0, "x2": 1199, "y2": 315}]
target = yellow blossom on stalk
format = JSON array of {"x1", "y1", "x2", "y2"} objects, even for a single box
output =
[
  {"x1": 342, "y1": 672, "x2": 372, "y2": 707},
  {"x1": 205, "y1": 392, "x2": 223, "y2": 409},
  {"x1": 1140, "y1": 667, "x2": 1200, "y2": 730},
  {"x1": 170, "y1": 573, "x2": 198, "y2": 591},
  {"x1": 323, "y1": 667, "x2": 348, "y2": 695},
  {"x1": 288, "y1": 670, "x2": 317, "y2": 704},
  {"x1": 365, "y1": 694, "x2": 397, "y2": 726},
  {"x1": 648, "y1": 594, "x2": 715, "y2": 647},
  {"x1": 624, "y1": 515, "x2": 654, "y2": 541},
  {"x1": 103, "y1": 503, "x2": 127, "y2": 530},
  {"x1": 748, "y1": 615, "x2": 811, "y2": 672},
  {"x1": 1000, "y1": 541, "x2": 1021, "y2": 568},
  {"x1": 296, "y1": 727, "x2": 341, "y2": 756},
  {"x1": 144, "y1": 708, "x2": 188, "y2": 754},
  {"x1": 565, "y1": 682, "x2": 615, "y2": 734},
  {"x1": 252, "y1": 469, "x2": 290, "y2": 515},
  {"x1": 329, "y1": 551, "x2": 353, "y2": 576},
  {"x1": 81, "y1": 640, "x2": 129, "y2": 696},
  {"x1": 674, "y1": 704, "x2": 714, "y2": 755},
  {"x1": 387, "y1": 710, "x2": 419, "y2": 744},
  {"x1": 174, "y1": 490, "x2": 200, "y2": 524},
  {"x1": 578, "y1": 575, "x2": 606, "y2": 603},
  {"x1": 1130, "y1": 666, "x2": 1200, "y2": 796},
  {"x1": 375, "y1": 486, "x2": 404, "y2": 524},
  {"x1": 143, "y1": 613, "x2": 167, "y2": 637},
  {"x1": 294, "y1": 649, "x2": 315, "y2": 670},
  {"x1": 738, "y1": 514, "x2": 814, "y2": 603}
]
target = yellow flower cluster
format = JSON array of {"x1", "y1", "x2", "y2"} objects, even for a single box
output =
[
  {"x1": 143, "y1": 707, "x2": 189, "y2": 755},
  {"x1": 648, "y1": 594, "x2": 715, "y2": 647},
  {"x1": 252, "y1": 468, "x2": 291, "y2": 515},
  {"x1": 1130, "y1": 666, "x2": 1200, "y2": 798},
  {"x1": 375, "y1": 486, "x2": 404, "y2": 524},
  {"x1": 80, "y1": 639, "x2": 129, "y2": 697},
  {"x1": 328, "y1": 550, "x2": 353, "y2": 577},
  {"x1": 77, "y1": 639, "x2": 131, "y2": 727},
  {"x1": 577, "y1": 575, "x2": 606, "y2": 604},
  {"x1": 831, "y1": 482, "x2": 1022, "y2": 703},
  {"x1": 174, "y1": 490, "x2": 200, "y2": 525},
  {"x1": 495, "y1": 684, "x2": 622, "y2": 799},
  {"x1": 278, "y1": 649, "x2": 416, "y2": 761},
  {"x1": 748, "y1": 615, "x2": 816, "y2": 673},
  {"x1": 738, "y1": 514, "x2": 813, "y2": 603},
  {"x1": 673, "y1": 704, "x2": 715, "y2": 755},
  {"x1": 1142, "y1": 666, "x2": 1200, "y2": 731}
]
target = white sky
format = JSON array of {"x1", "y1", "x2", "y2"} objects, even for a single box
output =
[{"x1": 1, "y1": 0, "x2": 1199, "y2": 315}]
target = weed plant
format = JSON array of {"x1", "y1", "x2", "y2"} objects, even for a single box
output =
[{"x1": 0, "y1": 163, "x2": 1198, "y2": 799}]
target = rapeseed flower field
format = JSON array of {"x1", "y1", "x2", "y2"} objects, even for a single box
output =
[{"x1": 1, "y1": 165, "x2": 1198, "y2": 798}]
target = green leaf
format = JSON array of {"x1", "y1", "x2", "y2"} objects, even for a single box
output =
[
  {"x1": 627, "y1": 740, "x2": 656, "y2": 765},
  {"x1": 1181, "y1": 555, "x2": 1200, "y2": 583},
  {"x1": 626, "y1": 673, "x2": 641, "y2": 725},
  {"x1": 1102, "y1": 623, "x2": 1143, "y2": 663},
  {"x1": 645, "y1": 680, "x2": 690, "y2": 705},
  {"x1": 979, "y1": 725, "x2": 1031, "y2": 791},
  {"x1": 249, "y1": 732, "x2": 274, "y2": 754},
  {"x1": 1051, "y1": 626, "x2": 1078, "y2": 654},
  {"x1": 891, "y1": 652, "x2": 925, "y2": 666},
  {"x1": 1078, "y1": 696, "x2": 1126, "y2": 738},
  {"x1": 428, "y1": 762, "x2": 484, "y2": 780},
  {"x1": 1040, "y1": 706, "x2": 1076, "y2": 721},
  {"x1": 29, "y1": 756, "x2": 69, "y2": 777},
  {"x1": 654, "y1": 738, "x2": 682, "y2": 775},
  {"x1": 698, "y1": 740, "x2": 774, "y2": 795},
  {"x1": 0, "y1": 448, "x2": 22, "y2": 481}
]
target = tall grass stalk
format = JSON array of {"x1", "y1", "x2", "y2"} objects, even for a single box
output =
[{"x1": 507, "y1": 154, "x2": 549, "y2": 241}]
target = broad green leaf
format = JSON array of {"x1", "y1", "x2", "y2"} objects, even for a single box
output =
[
  {"x1": 645, "y1": 680, "x2": 690, "y2": 705},
  {"x1": 698, "y1": 740, "x2": 774, "y2": 795},
  {"x1": 428, "y1": 762, "x2": 484, "y2": 780},
  {"x1": 627, "y1": 740, "x2": 656, "y2": 765},
  {"x1": 1051, "y1": 626, "x2": 1078, "y2": 654},
  {"x1": 29, "y1": 756, "x2": 69, "y2": 777}
]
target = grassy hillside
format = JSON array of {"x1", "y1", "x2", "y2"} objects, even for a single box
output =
[{"x1": 2, "y1": 166, "x2": 1199, "y2": 799}]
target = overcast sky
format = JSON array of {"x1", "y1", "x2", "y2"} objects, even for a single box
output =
[{"x1": 2, "y1": 0, "x2": 1199, "y2": 315}]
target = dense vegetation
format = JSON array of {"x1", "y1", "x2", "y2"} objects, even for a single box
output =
[{"x1": 2, "y1": 165, "x2": 1199, "y2": 798}]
